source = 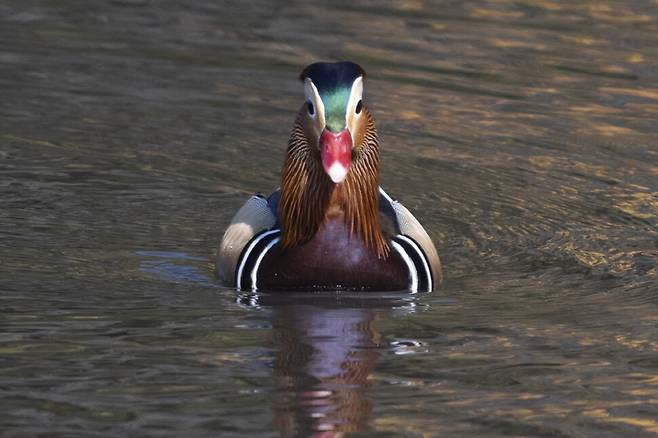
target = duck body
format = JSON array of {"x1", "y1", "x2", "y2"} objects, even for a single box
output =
[
  {"x1": 218, "y1": 188, "x2": 441, "y2": 292},
  {"x1": 216, "y1": 62, "x2": 442, "y2": 292},
  {"x1": 257, "y1": 202, "x2": 409, "y2": 291}
]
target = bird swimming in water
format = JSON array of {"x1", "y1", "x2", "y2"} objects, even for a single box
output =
[{"x1": 216, "y1": 61, "x2": 442, "y2": 292}]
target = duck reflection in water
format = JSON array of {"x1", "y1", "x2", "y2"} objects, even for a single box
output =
[{"x1": 270, "y1": 304, "x2": 381, "y2": 437}]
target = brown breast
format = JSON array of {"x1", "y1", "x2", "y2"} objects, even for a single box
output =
[{"x1": 257, "y1": 217, "x2": 409, "y2": 291}]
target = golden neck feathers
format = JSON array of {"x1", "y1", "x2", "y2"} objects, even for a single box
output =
[{"x1": 279, "y1": 109, "x2": 389, "y2": 258}]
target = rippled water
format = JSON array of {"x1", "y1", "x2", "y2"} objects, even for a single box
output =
[{"x1": 2, "y1": 1, "x2": 657, "y2": 436}]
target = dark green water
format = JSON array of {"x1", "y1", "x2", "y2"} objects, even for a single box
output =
[{"x1": 2, "y1": 1, "x2": 657, "y2": 436}]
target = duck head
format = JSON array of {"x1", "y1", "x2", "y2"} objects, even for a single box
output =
[
  {"x1": 298, "y1": 61, "x2": 367, "y2": 184},
  {"x1": 280, "y1": 61, "x2": 387, "y2": 257}
]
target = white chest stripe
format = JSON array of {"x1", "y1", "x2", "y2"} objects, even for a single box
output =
[
  {"x1": 250, "y1": 236, "x2": 280, "y2": 291},
  {"x1": 236, "y1": 229, "x2": 280, "y2": 290},
  {"x1": 391, "y1": 240, "x2": 418, "y2": 293},
  {"x1": 379, "y1": 186, "x2": 394, "y2": 204},
  {"x1": 395, "y1": 234, "x2": 432, "y2": 292}
]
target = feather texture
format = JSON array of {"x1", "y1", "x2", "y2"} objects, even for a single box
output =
[
  {"x1": 216, "y1": 195, "x2": 277, "y2": 285},
  {"x1": 279, "y1": 107, "x2": 389, "y2": 258}
]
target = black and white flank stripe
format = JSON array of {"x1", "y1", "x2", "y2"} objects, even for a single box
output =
[
  {"x1": 390, "y1": 234, "x2": 434, "y2": 293},
  {"x1": 235, "y1": 229, "x2": 281, "y2": 291},
  {"x1": 235, "y1": 228, "x2": 432, "y2": 293}
]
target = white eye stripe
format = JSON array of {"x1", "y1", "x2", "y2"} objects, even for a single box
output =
[
  {"x1": 304, "y1": 78, "x2": 325, "y2": 128},
  {"x1": 346, "y1": 76, "x2": 363, "y2": 123}
]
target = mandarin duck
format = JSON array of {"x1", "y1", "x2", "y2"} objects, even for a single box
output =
[{"x1": 216, "y1": 62, "x2": 442, "y2": 292}]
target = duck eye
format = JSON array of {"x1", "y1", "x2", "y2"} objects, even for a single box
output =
[
  {"x1": 307, "y1": 102, "x2": 315, "y2": 116},
  {"x1": 355, "y1": 99, "x2": 362, "y2": 114}
]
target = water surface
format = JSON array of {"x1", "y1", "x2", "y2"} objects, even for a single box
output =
[{"x1": 1, "y1": 1, "x2": 657, "y2": 436}]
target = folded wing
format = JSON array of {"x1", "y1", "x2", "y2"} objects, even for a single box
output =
[{"x1": 216, "y1": 195, "x2": 277, "y2": 285}]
